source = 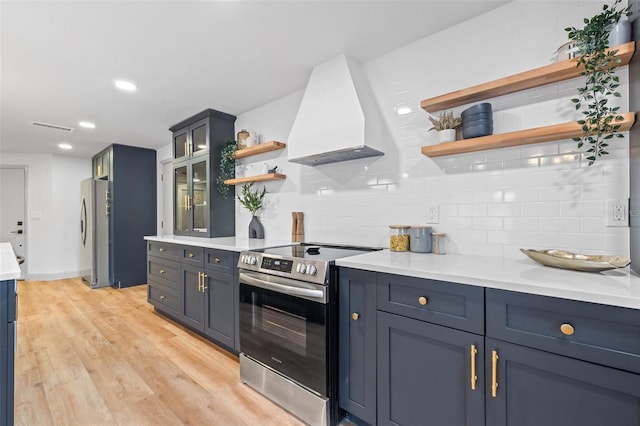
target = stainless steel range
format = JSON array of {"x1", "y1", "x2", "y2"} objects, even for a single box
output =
[{"x1": 237, "y1": 243, "x2": 380, "y2": 426}]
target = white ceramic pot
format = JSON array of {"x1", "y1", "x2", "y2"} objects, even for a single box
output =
[
  {"x1": 608, "y1": 20, "x2": 631, "y2": 47},
  {"x1": 438, "y1": 129, "x2": 456, "y2": 143},
  {"x1": 245, "y1": 132, "x2": 258, "y2": 147}
]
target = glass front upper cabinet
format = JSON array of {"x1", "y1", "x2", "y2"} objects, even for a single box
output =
[
  {"x1": 173, "y1": 118, "x2": 209, "y2": 159},
  {"x1": 191, "y1": 159, "x2": 209, "y2": 233},
  {"x1": 174, "y1": 164, "x2": 189, "y2": 234}
]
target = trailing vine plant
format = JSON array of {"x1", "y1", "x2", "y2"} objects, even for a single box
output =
[
  {"x1": 216, "y1": 141, "x2": 237, "y2": 198},
  {"x1": 565, "y1": 0, "x2": 631, "y2": 166}
]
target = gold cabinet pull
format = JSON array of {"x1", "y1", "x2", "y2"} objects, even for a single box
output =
[
  {"x1": 188, "y1": 253, "x2": 194, "y2": 258},
  {"x1": 160, "y1": 269, "x2": 166, "y2": 274},
  {"x1": 491, "y1": 350, "x2": 499, "y2": 398},
  {"x1": 352, "y1": 312, "x2": 360, "y2": 321},
  {"x1": 184, "y1": 194, "x2": 188, "y2": 210},
  {"x1": 184, "y1": 142, "x2": 188, "y2": 157},
  {"x1": 418, "y1": 296, "x2": 428, "y2": 305},
  {"x1": 202, "y1": 274, "x2": 208, "y2": 291},
  {"x1": 560, "y1": 323, "x2": 575, "y2": 336},
  {"x1": 197, "y1": 272, "x2": 202, "y2": 292},
  {"x1": 159, "y1": 247, "x2": 165, "y2": 252},
  {"x1": 214, "y1": 258, "x2": 221, "y2": 263},
  {"x1": 470, "y1": 344, "x2": 478, "y2": 390},
  {"x1": 160, "y1": 295, "x2": 166, "y2": 300}
]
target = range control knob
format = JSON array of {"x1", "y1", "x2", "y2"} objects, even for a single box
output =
[
  {"x1": 307, "y1": 265, "x2": 317, "y2": 275},
  {"x1": 298, "y1": 264, "x2": 307, "y2": 274},
  {"x1": 241, "y1": 255, "x2": 247, "y2": 263}
]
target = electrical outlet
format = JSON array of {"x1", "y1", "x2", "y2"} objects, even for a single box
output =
[
  {"x1": 606, "y1": 199, "x2": 628, "y2": 227},
  {"x1": 426, "y1": 204, "x2": 439, "y2": 224}
]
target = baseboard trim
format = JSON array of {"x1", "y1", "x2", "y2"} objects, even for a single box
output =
[{"x1": 27, "y1": 271, "x2": 83, "y2": 281}]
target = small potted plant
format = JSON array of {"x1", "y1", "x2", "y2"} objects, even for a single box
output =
[
  {"x1": 428, "y1": 111, "x2": 462, "y2": 143},
  {"x1": 237, "y1": 183, "x2": 267, "y2": 239},
  {"x1": 565, "y1": 0, "x2": 632, "y2": 165}
]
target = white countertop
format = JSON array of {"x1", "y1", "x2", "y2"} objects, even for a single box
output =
[
  {"x1": 144, "y1": 235, "x2": 293, "y2": 252},
  {"x1": 336, "y1": 250, "x2": 640, "y2": 310},
  {"x1": 0, "y1": 242, "x2": 21, "y2": 281}
]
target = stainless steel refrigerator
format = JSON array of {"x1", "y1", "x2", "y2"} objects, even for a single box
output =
[{"x1": 80, "y1": 178, "x2": 110, "y2": 288}]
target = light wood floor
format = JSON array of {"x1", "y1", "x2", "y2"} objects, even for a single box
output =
[{"x1": 14, "y1": 278, "x2": 304, "y2": 426}]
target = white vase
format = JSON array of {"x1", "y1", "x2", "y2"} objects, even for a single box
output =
[{"x1": 438, "y1": 129, "x2": 456, "y2": 143}]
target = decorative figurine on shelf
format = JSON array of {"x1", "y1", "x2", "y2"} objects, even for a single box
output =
[{"x1": 237, "y1": 183, "x2": 267, "y2": 239}]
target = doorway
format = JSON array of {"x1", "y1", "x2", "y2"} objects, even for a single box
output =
[
  {"x1": 161, "y1": 159, "x2": 173, "y2": 235},
  {"x1": 0, "y1": 166, "x2": 27, "y2": 279}
]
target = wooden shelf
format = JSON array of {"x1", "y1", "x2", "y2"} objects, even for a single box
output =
[
  {"x1": 420, "y1": 41, "x2": 636, "y2": 112},
  {"x1": 233, "y1": 141, "x2": 286, "y2": 159},
  {"x1": 223, "y1": 173, "x2": 286, "y2": 185},
  {"x1": 421, "y1": 112, "x2": 636, "y2": 158}
]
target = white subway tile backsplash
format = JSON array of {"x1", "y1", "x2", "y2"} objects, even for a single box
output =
[
  {"x1": 233, "y1": 1, "x2": 629, "y2": 259},
  {"x1": 521, "y1": 202, "x2": 560, "y2": 217}
]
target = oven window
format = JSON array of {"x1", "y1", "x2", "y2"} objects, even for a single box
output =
[{"x1": 240, "y1": 283, "x2": 327, "y2": 395}]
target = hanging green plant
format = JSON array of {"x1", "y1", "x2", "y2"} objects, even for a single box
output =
[
  {"x1": 564, "y1": 0, "x2": 632, "y2": 166},
  {"x1": 216, "y1": 141, "x2": 237, "y2": 198}
]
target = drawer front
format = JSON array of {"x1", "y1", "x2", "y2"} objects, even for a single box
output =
[
  {"x1": 205, "y1": 248, "x2": 238, "y2": 275},
  {"x1": 181, "y1": 246, "x2": 205, "y2": 266},
  {"x1": 486, "y1": 288, "x2": 640, "y2": 373},
  {"x1": 147, "y1": 241, "x2": 181, "y2": 261},
  {"x1": 147, "y1": 257, "x2": 180, "y2": 287},
  {"x1": 376, "y1": 273, "x2": 484, "y2": 334},
  {"x1": 148, "y1": 281, "x2": 180, "y2": 314}
]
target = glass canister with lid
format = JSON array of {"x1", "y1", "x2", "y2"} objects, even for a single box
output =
[{"x1": 389, "y1": 225, "x2": 410, "y2": 252}]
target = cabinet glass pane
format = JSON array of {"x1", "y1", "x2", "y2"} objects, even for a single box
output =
[
  {"x1": 191, "y1": 123, "x2": 208, "y2": 155},
  {"x1": 174, "y1": 132, "x2": 187, "y2": 158},
  {"x1": 192, "y1": 160, "x2": 208, "y2": 233},
  {"x1": 174, "y1": 165, "x2": 189, "y2": 233}
]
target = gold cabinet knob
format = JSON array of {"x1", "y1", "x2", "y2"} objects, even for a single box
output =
[
  {"x1": 160, "y1": 269, "x2": 166, "y2": 274},
  {"x1": 160, "y1": 295, "x2": 166, "y2": 300},
  {"x1": 214, "y1": 258, "x2": 221, "y2": 263},
  {"x1": 418, "y1": 296, "x2": 428, "y2": 306},
  {"x1": 188, "y1": 253, "x2": 194, "y2": 258},
  {"x1": 159, "y1": 248, "x2": 165, "y2": 252},
  {"x1": 352, "y1": 312, "x2": 360, "y2": 321},
  {"x1": 560, "y1": 323, "x2": 575, "y2": 336}
]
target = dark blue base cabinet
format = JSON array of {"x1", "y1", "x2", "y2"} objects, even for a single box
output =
[
  {"x1": 486, "y1": 339, "x2": 640, "y2": 426},
  {"x1": 1, "y1": 280, "x2": 16, "y2": 426},
  {"x1": 147, "y1": 241, "x2": 239, "y2": 353},
  {"x1": 338, "y1": 268, "x2": 640, "y2": 426}
]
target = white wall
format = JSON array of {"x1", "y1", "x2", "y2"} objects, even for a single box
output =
[
  {"x1": 233, "y1": 0, "x2": 631, "y2": 258},
  {"x1": 0, "y1": 153, "x2": 91, "y2": 279}
]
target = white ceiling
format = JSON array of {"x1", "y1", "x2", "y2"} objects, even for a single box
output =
[{"x1": 1, "y1": 0, "x2": 509, "y2": 158}]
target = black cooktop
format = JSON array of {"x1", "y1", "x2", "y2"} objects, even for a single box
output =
[{"x1": 255, "y1": 242, "x2": 382, "y2": 261}]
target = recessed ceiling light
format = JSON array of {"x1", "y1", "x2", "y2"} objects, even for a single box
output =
[
  {"x1": 78, "y1": 121, "x2": 96, "y2": 129},
  {"x1": 115, "y1": 80, "x2": 137, "y2": 92},
  {"x1": 58, "y1": 143, "x2": 72, "y2": 150}
]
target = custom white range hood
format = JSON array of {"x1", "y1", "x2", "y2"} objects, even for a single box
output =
[{"x1": 288, "y1": 55, "x2": 389, "y2": 166}]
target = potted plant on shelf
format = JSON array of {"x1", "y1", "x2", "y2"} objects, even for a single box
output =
[
  {"x1": 428, "y1": 111, "x2": 462, "y2": 143},
  {"x1": 216, "y1": 141, "x2": 237, "y2": 198},
  {"x1": 237, "y1": 183, "x2": 267, "y2": 239},
  {"x1": 564, "y1": 0, "x2": 632, "y2": 166}
]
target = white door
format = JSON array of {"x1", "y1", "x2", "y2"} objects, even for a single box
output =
[
  {"x1": 161, "y1": 160, "x2": 173, "y2": 235},
  {"x1": 0, "y1": 167, "x2": 27, "y2": 279}
]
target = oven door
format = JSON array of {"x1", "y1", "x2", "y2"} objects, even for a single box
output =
[{"x1": 239, "y1": 270, "x2": 329, "y2": 396}]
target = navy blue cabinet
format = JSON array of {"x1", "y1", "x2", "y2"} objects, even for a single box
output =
[
  {"x1": 147, "y1": 242, "x2": 239, "y2": 353},
  {"x1": 171, "y1": 109, "x2": 236, "y2": 238},
  {"x1": 338, "y1": 268, "x2": 377, "y2": 425},
  {"x1": 0, "y1": 280, "x2": 16, "y2": 426},
  {"x1": 485, "y1": 338, "x2": 640, "y2": 426},
  {"x1": 338, "y1": 269, "x2": 640, "y2": 426},
  {"x1": 377, "y1": 311, "x2": 485, "y2": 426},
  {"x1": 92, "y1": 144, "x2": 157, "y2": 288}
]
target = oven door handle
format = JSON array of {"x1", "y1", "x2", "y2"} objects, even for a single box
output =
[{"x1": 239, "y1": 272, "x2": 327, "y2": 302}]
